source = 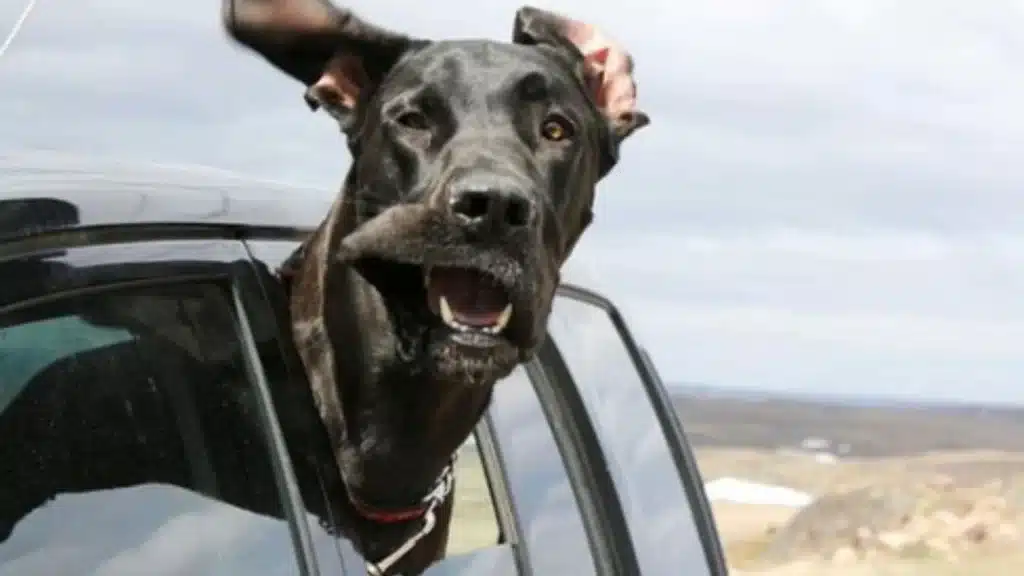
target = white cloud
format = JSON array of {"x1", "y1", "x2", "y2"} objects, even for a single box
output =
[
  {"x1": 567, "y1": 229, "x2": 1024, "y2": 402},
  {"x1": 2, "y1": 0, "x2": 1023, "y2": 402}
]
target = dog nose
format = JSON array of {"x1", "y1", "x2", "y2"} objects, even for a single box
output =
[{"x1": 449, "y1": 187, "x2": 535, "y2": 232}]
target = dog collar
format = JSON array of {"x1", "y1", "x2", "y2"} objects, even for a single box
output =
[
  {"x1": 360, "y1": 457, "x2": 457, "y2": 576},
  {"x1": 350, "y1": 498, "x2": 430, "y2": 524},
  {"x1": 348, "y1": 457, "x2": 456, "y2": 524}
]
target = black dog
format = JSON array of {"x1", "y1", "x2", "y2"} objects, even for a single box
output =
[
  {"x1": 229, "y1": 1, "x2": 648, "y2": 573},
  {"x1": 0, "y1": 3, "x2": 646, "y2": 575}
]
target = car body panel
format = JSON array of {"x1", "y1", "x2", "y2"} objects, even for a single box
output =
[{"x1": 0, "y1": 155, "x2": 330, "y2": 242}]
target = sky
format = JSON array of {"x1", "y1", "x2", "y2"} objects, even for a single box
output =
[{"x1": 2, "y1": 0, "x2": 1023, "y2": 404}]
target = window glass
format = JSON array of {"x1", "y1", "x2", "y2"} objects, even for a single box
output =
[
  {"x1": 0, "y1": 283, "x2": 304, "y2": 576},
  {"x1": 485, "y1": 365, "x2": 597, "y2": 575},
  {"x1": 547, "y1": 295, "x2": 712, "y2": 576}
]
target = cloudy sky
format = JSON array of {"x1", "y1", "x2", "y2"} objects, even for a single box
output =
[{"x1": 2, "y1": 0, "x2": 1023, "y2": 403}]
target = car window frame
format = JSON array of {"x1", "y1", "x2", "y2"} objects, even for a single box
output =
[
  {"x1": 554, "y1": 284, "x2": 729, "y2": 576},
  {"x1": 519, "y1": 347, "x2": 643, "y2": 575},
  {"x1": 471, "y1": 416, "x2": 532, "y2": 574},
  {"x1": 0, "y1": 237, "x2": 325, "y2": 576},
  {"x1": 231, "y1": 264, "x2": 325, "y2": 575},
  {"x1": 242, "y1": 240, "x2": 364, "y2": 576}
]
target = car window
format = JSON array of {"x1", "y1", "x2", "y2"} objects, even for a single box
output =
[
  {"x1": 484, "y1": 365, "x2": 597, "y2": 574},
  {"x1": 0, "y1": 282, "x2": 306, "y2": 576},
  {"x1": 547, "y1": 293, "x2": 713, "y2": 576}
]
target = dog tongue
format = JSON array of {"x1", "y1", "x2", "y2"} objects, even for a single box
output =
[{"x1": 428, "y1": 267, "x2": 509, "y2": 326}]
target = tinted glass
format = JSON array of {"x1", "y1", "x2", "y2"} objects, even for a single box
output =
[
  {"x1": 0, "y1": 282, "x2": 304, "y2": 575},
  {"x1": 486, "y1": 365, "x2": 596, "y2": 574},
  {"x1": 547, "y1": 295, "x2": 711, "y2": 575}
]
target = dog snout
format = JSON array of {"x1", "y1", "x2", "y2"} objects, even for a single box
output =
[{"x1": 448, "y1": 184, "x2": 536, "y2": 234}]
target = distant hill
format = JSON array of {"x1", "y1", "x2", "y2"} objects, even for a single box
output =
[
  {"x1": 670, "y1": 381, "x2": 1024, "y2": 410},
  {"x1": 669, "y1": 385, "x2": 1024, "y2": 457}
]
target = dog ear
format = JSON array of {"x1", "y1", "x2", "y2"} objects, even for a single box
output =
[
  {"x1": 512, "y1": 6, "x2": 650, "y2": 143},
  {"x1": 222, "y1": 0, "x2": 418, "y2": 126}
]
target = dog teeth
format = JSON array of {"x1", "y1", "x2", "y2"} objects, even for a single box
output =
[
  {"x1": 439, "y1": 296, "x2": 472, "y2": 333},
  {"x1": 490, "y1": 303, "x2": 514, "y2": 333},
  {"x1": 438, "y1": 297, "x2": 514, "y2": 334},
  {"x1": 439, "y1": 295, "x2": 459, "y2": 328}
]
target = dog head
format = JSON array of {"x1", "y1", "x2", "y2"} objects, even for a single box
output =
[{"x1": 225, "y1": 0, "x2": 648, "y2": 384}]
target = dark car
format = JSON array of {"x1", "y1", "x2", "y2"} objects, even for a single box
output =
[{"x1": 0, "y1": 155, "x2": 727, "y2": 576}]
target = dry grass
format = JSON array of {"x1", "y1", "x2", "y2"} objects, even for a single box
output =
[
  {"x1": 699, "y1": 448, "x2": 1024, "y2": 575},
  {"x1": 444, "y1": 446, "x2": 1024, "y2": 573},
  {"x1": 697, "y1": 448, "x2": 1024, "y2": 494},
  {"x1": 446, "y1": 450, "x2": 500, "y2": 556},
  {"x1": 732, "y1": 552, "x2": 1024, "y2": 576}
]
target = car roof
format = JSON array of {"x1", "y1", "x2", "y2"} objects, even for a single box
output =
[
  {"x1": 0, "y1": 151, "x2": 335, "y2": 241},
  {"x1": 0, "y1": 151, "x2": 604, "y2": 289}
]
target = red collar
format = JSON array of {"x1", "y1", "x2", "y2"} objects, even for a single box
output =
[
  {"x1": 349, "y1": 498, "x2": 430, "y2": 524},
  {"x1": 347, "y1": 458, "x2": 457, "y2": 525}
]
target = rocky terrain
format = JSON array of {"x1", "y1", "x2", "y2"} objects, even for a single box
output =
[{"x1": 673, "y1": 388, "x2": 1024, "y2": 574}]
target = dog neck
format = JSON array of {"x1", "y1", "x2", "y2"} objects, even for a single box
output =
[{"x1": 323, "y1": 290, "x2": 495, "y2": 511}]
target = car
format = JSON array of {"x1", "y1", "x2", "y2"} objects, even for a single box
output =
[{"x1": 0, "y1": 155, "x2": 728, "y2": 576}]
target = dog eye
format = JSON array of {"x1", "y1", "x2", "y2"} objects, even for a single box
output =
[
  {"x1": 541, "y1": 115, "x2": 574, "y2": 142},
  {"x1": 396, "y1": 111, "x2": 430, "y2": 131}
]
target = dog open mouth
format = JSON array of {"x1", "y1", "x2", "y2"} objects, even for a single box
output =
[
  {"x1": 425, "y1": 266, "x2": 514, "y2": 341},
  {"x1": 336, "y1": 203, "x2": 531, "y2": 350},
  {"x1": 353, "y1": 257, "x2": 523, "y2": 350}
]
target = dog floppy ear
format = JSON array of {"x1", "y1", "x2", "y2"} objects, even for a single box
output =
[
  {"x1": 222, "y1": 0, "x2": 419, "y2": 127},
  {"x1": 512, "y1": 6, "x2": 649, "y2": 143}
]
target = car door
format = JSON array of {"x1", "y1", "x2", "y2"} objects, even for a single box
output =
[
  {"x1": 542, "y1": 285, "x2": 728, "y2": 576},
  {"x1": 0, "y1": 236, "x2": 328, "y2": 575}
]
